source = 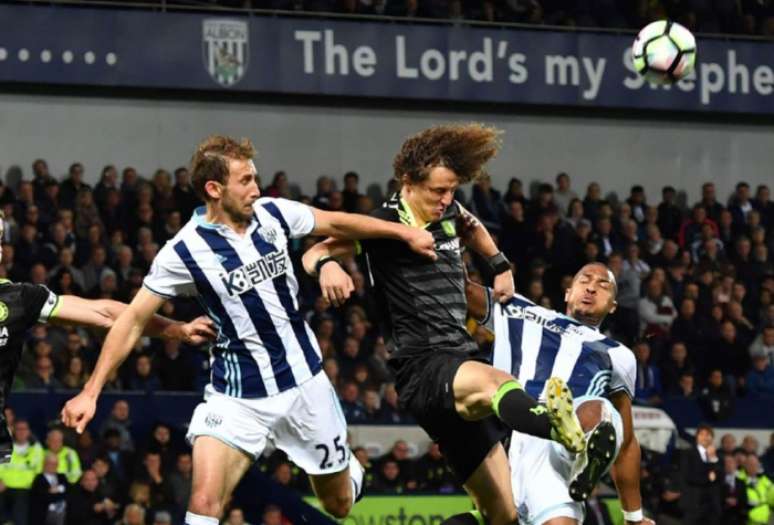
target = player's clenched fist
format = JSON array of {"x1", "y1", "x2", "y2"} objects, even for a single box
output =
[
  {"x1": 319, "y1": 262, "x2": 355, "y2": 307},
  {"x1": 493, "y1": 269, "x2": 515, "y2": 303},
  {"x1": 403, "y1": 228, "x2": 437, "y2": 260},
  {"x1": 61, "y1": 392, "x2": 97, "y2": 434}
]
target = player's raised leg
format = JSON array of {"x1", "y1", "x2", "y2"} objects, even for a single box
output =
[
  {"x1": 453, "y1": 361, "x2": 585, "y2": 454},
  {"x1": 566, "y1": 396, "x2": 619, "y2": 503}
]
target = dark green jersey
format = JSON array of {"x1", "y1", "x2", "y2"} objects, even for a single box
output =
[
  {"x1": 359, "y1": 194, "x2": 477, "y2": 358},
  {"x1": 0, "y1": 281, "x2": 59, "y2": 407}
]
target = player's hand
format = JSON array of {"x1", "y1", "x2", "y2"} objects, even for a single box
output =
[
  {"x1": 320, "y1": 262, "x2": 354, "y2": 307},
  {"x1": 61, "y1": 391, "x2": 97, "y2": 434},
  {"x1": 179, "y1": 316, "x2": 218, "y2": 345},
  {"x1": 457, "y1": 208, "x2": 481, "y2": 243},
  {"x1": 493, "y1": 269, "x2": 515, "y2": 303},
  {"x1": 404, "y1": 228, "x2": 437, "y2": 261}
]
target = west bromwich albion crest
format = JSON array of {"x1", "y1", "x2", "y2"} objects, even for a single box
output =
[
  {"x1": 202, "y1": 19, "x2": 249, "y2": 87},
  {"x1": 258, "y1": 225, "x2": 278, "y2": 244}
]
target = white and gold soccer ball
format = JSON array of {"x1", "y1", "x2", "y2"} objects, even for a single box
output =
[{"x1": 632, "y1": 20, "x2": 697, "y2": 84}]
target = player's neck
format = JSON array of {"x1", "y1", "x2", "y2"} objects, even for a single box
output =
[
  {"x1": 399, "y1": 188, "x2": 428, "y2": 228},
  {"x1": 205, "y1": 205, "x2": 250, "y2": 235},
  {"x1": 566, "y1": 309, "x2": 602, "y2": 329}
]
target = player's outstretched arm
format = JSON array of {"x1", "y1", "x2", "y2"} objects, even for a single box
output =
[
  {"x1": 61, "y1": 288, "x2": 165, "y2": 434},
  {"x1": 610, "y1": 392, "x2": 655, "y2": 525},
  {"x1": 457, "y1": 204, "x2": 514, "y2": 303},
  {"x1": 310, "y1": 208, "x2": 436, "y2": 260},
  {"x1": 49, "y1": 295, "x2": 216, "y2": 344}
]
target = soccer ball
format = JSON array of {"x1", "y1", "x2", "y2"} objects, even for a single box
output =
[{"x1": 632, "y1": 20, "x2": 697, "y2": 84}]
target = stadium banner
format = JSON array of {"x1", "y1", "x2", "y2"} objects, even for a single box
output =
[
  {"x1": 631, "y1": 406, "x2": 677, "y2": 453},
  {"x1": 1, "y1": 4, "x2": 772, "y2": 113},
  {"x1": 305, "y1": 495, "x2": 474, "y2": 524}
]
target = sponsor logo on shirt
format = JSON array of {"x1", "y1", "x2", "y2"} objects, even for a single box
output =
[
  {"x1": 0, "y1": 301, "x2": 7, "y2": 323},
  {"x1": 435, "y1": 237, "x2": 460, "y2": 252},
  {"x1": 219, "y1": 251, "x2": 288, "y2": 296},
  {"x1": 503, "y1": 304, "x2": 584, "y2": 337},
  {"x1": 0, "y1": 326, "x2": 8, "y2": 347}
]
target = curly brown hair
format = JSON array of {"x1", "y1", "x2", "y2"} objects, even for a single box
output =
[
  {"x1": 392, "y1": 123, "x2": 502, "y2": 185},
  {"x1": 190, "y1": 136, "x2": 256, "y2": 201}
]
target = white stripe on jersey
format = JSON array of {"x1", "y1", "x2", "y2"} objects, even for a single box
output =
[
  {"x1": 516, "y1": 321, "x2": 544, "y2": 385},
  {"x1": 548, "y1": 335, "x2": 583, "y2": 383}
]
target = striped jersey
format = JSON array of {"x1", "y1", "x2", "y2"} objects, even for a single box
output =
[
  {"x1": 144, "y1": 198, "x2": 322, "y2": 399},
  {"x1": 359, "y1": 194, "x2": 477, "y2": 358},
  {"x1": 485, "y1": 292, "x2": 635, "y2": 402}
]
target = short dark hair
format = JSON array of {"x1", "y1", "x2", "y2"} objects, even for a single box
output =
[
  {"x1": 696, "y1": 423, "x2": 714, "y2": 437},
  {"x1": 662, "y1": 185, "x2": 675, "y2": 194},
  {"x1": 344, "y1": 171, "x2": 359, "y2": 182},
  {"x1": 189, "y1": 136, "x2": 256, "y2": 201},
  {"x1": 393, "y1": 123, "x2": 501, "y2": 185}
]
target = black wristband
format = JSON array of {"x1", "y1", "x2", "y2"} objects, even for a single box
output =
[
  {"x1": 315, "y1": 256, "x2": 339, "y2": 276},
  {"x1": 487, "y1": 251, "x2": 511, "y2": 274}
]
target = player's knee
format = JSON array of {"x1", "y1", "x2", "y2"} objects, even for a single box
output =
[
  {"x1": 320, "y1": 493, "x2": 352, "y2": 518},
  {"x1": 455, "y1": 364, "x2": 512, "y2": 419},
  {"x1": 576, "y1": 400, "x2": 603, "y2": 433},
  {"x1": 188, "y1": 490, "x2": 222, "y2": 518}
]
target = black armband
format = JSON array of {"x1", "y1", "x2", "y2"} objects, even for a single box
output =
[
  {"x1": 486, "y1": 251, "x2": 511, "y2": 274},
  {"x1": 315, "y1": 256, "x2": 340, "y2": 276}
]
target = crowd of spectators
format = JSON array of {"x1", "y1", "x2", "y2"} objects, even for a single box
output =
[
  {"x1": 642, "y1": 424, "x2": 774, "y2": 525},
  {"x1": 46, "y1": 0, "x2": 774, "y2": 37},
  {"x1": 1, "y1": 157, "x2": 773, "y2": 522}
]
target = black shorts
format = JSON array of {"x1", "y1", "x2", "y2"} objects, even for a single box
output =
[{"x1": 388, "y1": 350, "x2": 507, "y2": 483}]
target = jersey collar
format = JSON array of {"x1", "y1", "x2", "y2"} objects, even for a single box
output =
[{"x1": 192, "y1": 206, "x2": 259, "y2": 235}]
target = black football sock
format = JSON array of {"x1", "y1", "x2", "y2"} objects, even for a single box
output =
[{"x1": 491, "y1": 380, "x2": 552, "y2": 440}]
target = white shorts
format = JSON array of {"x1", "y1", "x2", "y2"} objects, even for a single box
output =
[
  {"x1": 509, "y1": 396, "x2": 624, "y2": 525},
  {"x1": 187, "y1": 371, "x2": 349, "y2": 475}
]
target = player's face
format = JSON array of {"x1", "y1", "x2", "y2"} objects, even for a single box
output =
[
  {"x1": 565, "y1": 264, "x2": 617, "y2": 325},
  {"x1": 404, "y1": 166, "x2": 459, "y2": 223},
  {"x1": 221, "y1": 158, "x2": 260, "y2": 223}
]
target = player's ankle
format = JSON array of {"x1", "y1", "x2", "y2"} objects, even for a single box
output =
[{"x1": 491, "y1": 381, "x2": 553, "y2": 440}]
